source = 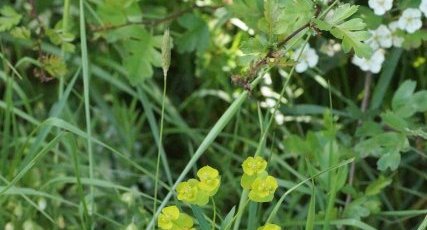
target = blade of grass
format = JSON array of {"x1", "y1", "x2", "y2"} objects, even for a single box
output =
[
  {"x1": 370, "y1": 48, "x2": 403, "y2": 110},
  {"x1": 40, "y1": 117, "x2": 171, "y2": 191},
  {"x1": 191, "y1": 205, "x2": 210, "y2": 230},
  {"x1": 417, "y1": 215, "x2": 427, "y2": 230},
  {"x1": 59, "y1": 0, "x2": 71, "y2": 98},
  {"x1": 0, "y1": 176, "x2": 56, "y2": 224},
  {"x1": 305, "y1": 181, "x2": 316, "y2": 230},
  {"x1": 220, "y1": 206, "x2": 236, "y2": 230},
  {"x1": 282, "y1": 219, "x2": 376, "y2": 230},
  {"x1": 79, "y1": 0, "x2": 95, "y2": 215},
  {"x1": 0, "y1": 133, "x2": 63, "y2": 195},
  {"x1": 68, "y1": 135, "x2": 89, "y2": 229}
]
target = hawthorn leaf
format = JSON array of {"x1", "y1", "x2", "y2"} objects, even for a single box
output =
[
  {"x1": 229, "y1": 0, "x2": 263, "y2": 30},
  {"x1": 280, "y1": 0, "x2": 314, "y2": 34},
  {"x1": 238, "y1": 36, "x2": 268, "y2": 66},
  {"x1": 122, "y1": 28, "x2": 162, "y2": 84},
  {"x1": 392, "y1": 80, "x2": 416, "y2": 111},
  {"x1": 315, "y1": 4, "x2": 372, "y2": 58},
  {"x1": 0, "y1": 6, "x2": 22, "y2": 32},
  {"x1": 176, "y1": 14, "x2": 210, "y2": 53},
  {"x1": 96, "y1": 0, "x2": 142, "y2": 42},
  {"x1": 381, "y1": 111, "x2": 409, "y2": 132},
  {"x1": 377, "y1": 150, "x2": 401, "y2": 171}
]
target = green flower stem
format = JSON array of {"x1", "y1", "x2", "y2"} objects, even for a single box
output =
[
  {"x1": 232, "y1": 189, "x2": 249, "y2": 230},
  {"x1": 153, "y1": 73, "x2": 168, "y2": 229}
]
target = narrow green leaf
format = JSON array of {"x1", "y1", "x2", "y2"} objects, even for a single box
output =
[
  {"x1": 220, "y1": 206, "x2": 236, "y2": 230},
  {"x1": 191, "y1": 205, "x2": 210, "y2": 230},
  {"x1": 305, "y1": 183, "x2": 316, "y2": 230}
]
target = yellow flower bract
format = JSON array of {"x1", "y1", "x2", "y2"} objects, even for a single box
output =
[
  {"x1": 176, "y1": 165, "x2": 221, "y2": 206},
  {"x1": 197, "y1": 166, "x2": 221, "y2": 196},
  {"x1": 249, "y1": 175, "x2": 278, "y2": 202},
  {"x1": 158, "y1": 205, "x2": 195, "y2": 230},
  {"x1": 257, "y1": 223, "x2": 282, "y2": 230},
  {"x1": 242, "y1": 156, "x2": 267, "y2": 176}
]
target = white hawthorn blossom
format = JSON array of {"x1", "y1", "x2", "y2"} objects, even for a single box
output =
[
  {"x1": 368, "y1": 0, "x2": 393, "y2": 15},
  {"x1": 367, "y1": 25, "x2": 393, "y2": 49},
  {"x1": 5, "y1": 223, "x2": 14, "y2": 230},
  {"x1": 321, "y1": 39, "x2": 342, "y2": 57},
  {"x1": 352, "y1": 49, "x2": 385, "y2": 74},
  {"x1": 292, "y1": 45, "x2": 319, "y2": 73},
  {"x1": 274, "y1": 113, "x2": 285, "y2": 125},
  {"x1": 420, "y1": 0, "x2": 427, "y2": 17},
  {"x1": 38, "y1": 198, "x2": 47, "y2": 210},
  {"x1": 263, "y1": 74, "x2": 272, "y2": 85},
  {"x1": 398, "y1": 8, "x2": 422, "y2": 33},
  {"x1": 388, "y1": 21, "x2": 404, "y2": 47},
  {"x1": 260, "y1": 98, "x2": 276, "y2": 108}
]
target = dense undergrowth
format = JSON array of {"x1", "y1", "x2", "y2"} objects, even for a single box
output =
[{"x1": 0, "y1": 0, "x2": 427, "y2": 229}]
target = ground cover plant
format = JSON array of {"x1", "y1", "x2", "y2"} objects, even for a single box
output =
[{"x1": 0, "y1": 0, "x2": 427, "y2": 229}]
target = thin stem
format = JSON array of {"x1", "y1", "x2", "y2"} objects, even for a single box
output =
[
  {"x1": 92, "y1": 4, "x2": 222, "y2": 32},
  {"x1": 59, "y1": 0, "x2": 71, "y2": 98},
  {"x1": 345, "y1": 72, "x2": 372, "y2": 207},
  {"x1": 153, "y1": 73, "x2": 168, "y2": 229},
  {"x1": 212, "y1": 197, "x2": 217, "y2": 230}
]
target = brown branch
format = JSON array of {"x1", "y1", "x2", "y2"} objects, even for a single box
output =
[
  {"x1": 236, "y1": 4, "x2": 322, "y2": 86},
  {"x1": 91, "y1": 4, "x2": 223, "y2": 32},
  {"x1": 28, "y1": 0, "x2": 53, "y2": 82}
]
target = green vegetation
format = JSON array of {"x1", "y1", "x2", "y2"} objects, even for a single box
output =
[{"x1": 0, "y1": 0, "x2": 427, "y2": 229}]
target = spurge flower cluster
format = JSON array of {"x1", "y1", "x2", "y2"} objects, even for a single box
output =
[
  {"x1": 241, "y1": 156, "x2": 278, "y2": 202},
  {"x1": 176, "y1": 166, "x2": 221, "y2": 206}
]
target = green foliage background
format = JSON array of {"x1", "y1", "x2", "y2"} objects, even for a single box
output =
[{"x1": 0, "y1": 0, "x2": 426, "y2": 229}]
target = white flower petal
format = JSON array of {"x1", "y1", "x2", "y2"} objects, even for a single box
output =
[
  {"x1": 369, "y1": 0, "x2": 393, "y2": 15},
  {"x1": 295, "y1": 62, "x2": 308, "y2": 73},
  {"x1": 421, "y1": 0, "x2": 427, "y2": 17},
  {"x1": 398, "y1": 8, "x2": 422, "y2": 34}
]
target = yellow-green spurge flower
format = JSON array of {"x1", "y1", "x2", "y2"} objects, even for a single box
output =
[
  {"x1": 158, "y1": 206, "x2": 194, "y2": 230},
  {"x1": 241, "y1": 156, "x2": 278, "y2": 202},
  {"x1": 258, "y1": 223, "x2": 282, "y2": 230},
  {"x1": 242, "y1": 156, "x2": 267, "y2": 176},
  {"x1": 249, "y1": 175, "x2": 278, "y2": 202},
  {"x1": 176, "y1": 166, "x2": 221, "y2": 206}
]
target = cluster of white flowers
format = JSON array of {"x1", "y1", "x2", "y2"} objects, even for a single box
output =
[
  {"x1": 354, "y1": 22, "x2": 402, "y2": 73},
  {"x1": 369, "y1": 0, "x2": 393, "y2": 15},
  {"x1": 368, "y1": 0, "x2": 427, "y2": 34},
  {"x1": 398, "y1": 8, "x2": 423, "y2": 33},
  {"x1": 352, "y1": 49, "x2": 385, "y2": 74},
  {"x1": 292, "y1": 45, "x2": 319, "y2": 73},
  {"x1": 367, "y1": 23, "x2": 404, "y2": 49},
  {"x1": 321, "y1": 39, "x2": 342, "y2": 57},
  {"x1": 354, "y1": 0, "x2": 427, "y2": 73},
  {"x1": 397, "y1": 0, "x2": 427, "y2": 34},
  {"x1": 259, "y1": 74, "x2": 287, "y2": 125}
]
